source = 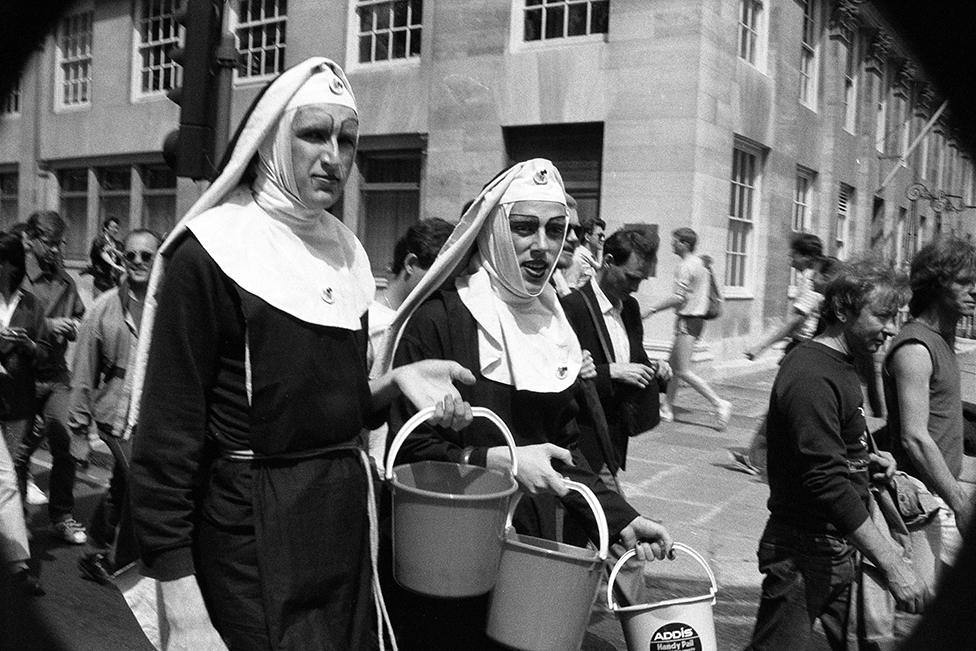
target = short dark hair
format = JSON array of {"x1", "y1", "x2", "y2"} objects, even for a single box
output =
[
  {"x1": 103, "y1": 217, "x2": 120, "y2": 229},
  {"x1": 907, "y1": 236, "x2": 976, "y2": 317},
  {"x1": 580, "y1": 217, "x2": 606, "y2": 236},
  {"x1": 26, "y1": 211, "x2": 66, "y2": 239},
  {"x1": 603, "y1": 227, "x2": 659, "y2": 268},
  {"x1": 390, "y1": 218, "x2": 454, "y2": 275},
  {"x1": 790, "y1": 232, "x2": 824, "y2": 258},
  {"x1": 821, "y1": 258, "x2": 908, "y2": 326},
  {"x1": 672, "y1": 227, "x2": 698, "y2": 252},
  {"x1": 0, "y1": 231, "x2": 26, "y2": 288}
]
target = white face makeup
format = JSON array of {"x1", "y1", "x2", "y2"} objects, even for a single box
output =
[
  {"x1": 289, "y1": 104, "x2": 359, "y2": 209},
  {"x1": 506, "y1": 200, "x2": 568, "y2": 293}
]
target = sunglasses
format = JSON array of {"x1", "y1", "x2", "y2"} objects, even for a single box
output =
[{"x1": 124, "y1": 250, "x2": 153, "y2": 263}]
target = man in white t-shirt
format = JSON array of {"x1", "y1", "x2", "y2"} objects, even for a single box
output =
[{"x1": 646, "y1": 227, "x2": 732, "y2": 429}]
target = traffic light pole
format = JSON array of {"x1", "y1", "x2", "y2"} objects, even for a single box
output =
[{"x1": 213, "y1": 0, "x2": 236, "y2": 168}]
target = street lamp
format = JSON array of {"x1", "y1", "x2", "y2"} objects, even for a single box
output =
[{"x1": 905, "y1": 182, "x2": 976, "y2": 215}]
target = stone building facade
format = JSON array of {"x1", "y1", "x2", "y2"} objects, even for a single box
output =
[{"x1": 0, "y1": 0, "x2": 973, "y2": 360}]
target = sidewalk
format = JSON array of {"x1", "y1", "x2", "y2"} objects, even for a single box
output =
[{"x1": 582, "y1": 344, "x2": 976, "y2": 649}]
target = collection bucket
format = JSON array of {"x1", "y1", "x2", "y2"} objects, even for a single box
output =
[
  {"x1": 607, "y1": 542, "x2": 718, "y2": 651},
  {"x1": 485, "y1": 480, "x2": 609, "y2": 651},
  {"x1": 385, "y1": 405, "x2": 518, "y2": 598}
]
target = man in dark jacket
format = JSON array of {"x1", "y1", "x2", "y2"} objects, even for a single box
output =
[{"x1": 561, "y1": 227, "x2": 670, "y2": 484}]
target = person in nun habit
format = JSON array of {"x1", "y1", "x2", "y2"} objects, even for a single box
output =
[
  {"x1": 378, "y1": 159, "x2": 674, "y2": 649},
  {"x1": 127, "y1": 58, "x2": 475, "y2": 651}
]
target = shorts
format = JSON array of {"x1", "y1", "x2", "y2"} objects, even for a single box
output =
[{"x1": 675, "y1": 315, "x2": 705, "y2": 338}]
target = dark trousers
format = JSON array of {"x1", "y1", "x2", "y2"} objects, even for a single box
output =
[
  {"x1": 15, "y1": 381, "x2": 79, "y2": 521},
  {"x1": 86, "y1": 425, "x2": 132, "y2": 556},
  {"x1": 747, "y1": 521, "x2": 857, "y2": 650}
]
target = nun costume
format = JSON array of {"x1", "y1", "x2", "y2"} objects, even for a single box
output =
[{"x1": 378, "y1": 160, "x2": 667, "y2": 648}]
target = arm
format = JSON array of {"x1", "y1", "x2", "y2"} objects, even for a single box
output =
[
  {"x1": 66, "y1": 309, "x2": 102, "y2": 431},
  {"x1": 643, "y1": 264, "x2": 690, "y2": 317},
  {"x1": 129, "y1": 240, "x2": 223, "y2": 581},
  {"x1": 889, "y1": 344, "x2": 970, "y2": 521},
  {"x1": 847, "y1": 516, "x2": 931, "y2": 613},
  {"x1": 745, "y1": 309, "x2": 807, "y2": 360}
]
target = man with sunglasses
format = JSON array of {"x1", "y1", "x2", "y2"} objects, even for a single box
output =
[
  {"x1": 69, "y1": 229, "x2": 160, "y2": 583},
  {"x1": 563, "y1": 216, "x2": 606, "y2": 289},
  {"x1": 14, "y1": 211, "x2": 87, "y2": 545}
]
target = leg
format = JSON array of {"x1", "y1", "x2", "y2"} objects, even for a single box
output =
[
  {"x1": 44, "y1": 383, "x2": 86, "y2": 542},
  {"x1": 85, "y1": 429, "x2": 131, "y2": 554},
  {"x1": 747, "y1": 535, "x2": 817, "y2": 650},
  {"x1": 0, "y1": 420, "x2": 31, "y2": 565},
  {"x1": 671, "y1": 331, "x2": 723, "y2": 407}
]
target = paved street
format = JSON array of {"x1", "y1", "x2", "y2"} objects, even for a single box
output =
[{"x1": 7, "y1": 345, "x2": 976, "y2": 650}]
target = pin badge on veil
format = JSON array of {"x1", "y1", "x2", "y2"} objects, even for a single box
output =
[
  {"x1": 321, "y1": 287, "x2": 335, "y2": 303},
  {"x1": 533, "y1": 169, "x2": 549, "y2": 185},
  {"x1": 329, "y1": 76, "x2": 345, "y2": 95},
  {"x1": 557, "y1": 366, "x2": 568, "y2": 379}
]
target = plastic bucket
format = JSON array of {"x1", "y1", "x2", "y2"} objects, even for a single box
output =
[
  {"x1": 485, "y1": 480, "x2": 609, "y2": 651},
  {"x1": 607, "y1": 542, "x2": 718, "y2": 651},
  {"x1": 385, "y1": 406, "x2": 519, "y2": 598}
]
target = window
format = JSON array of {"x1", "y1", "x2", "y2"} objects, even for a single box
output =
[
  {"x1": 135, "y1": 0, "x2": 183, "y2": 96},
  {"x1": 56, "y1": 161, "x2": 177, "y2": 259},
  {"x1": 358, "y1": 149, "x2": 422, "y2": 276},
  {"x1": 919, "y1": 131, "x2": 929, "y2": 179},
  {"x1": 356, "y1": 0, "x2": 422, "y2": 63},
  {"x1": 798, "y1": 0, "x2": 820, "y2": 107},
  {"x1": 235, "y1": 0, "x2": 287, "y2": 80},
  {"x1": 874, "y1": 70, "x2": 888, "y2": 153},
  {"x1": 2, "y1": 77, "x2": 20, "y2": 115},
  {"x1": 895, "y1": 206, "x2": 906, "y2": 264},
  {"x1": 726, "y1": 142, "x2": 761, "y2": 288},
  {"x1": 898, "y1": 95, "x2": 910, "y2": 166},
  {"x1": 835, "y1": 184, "x2": 853, "y2": 260},
  {"x1": 522, "y1": 0, "x2": 609, "y2": 42},
  {"x1": 842, "y1": 29, "x2": 857, "y2": 132},
  {"x1": 792, "y1": 169, "x2": 813, "y2": 232},
  {"x1": 58, "y1": 169, "x2": 90, "y2": 258},
  {"x1": 737, "y1": 0, "x2": 763, "y2": 67},
  {"x1": 57, "y1": 10, "x2": 94, "y2": 107},
  {"x1": 141, "y1": 165, "x2": 178, "y2": 236},
  {"x1": 0, "y1": 172, "x2": 18, "y2": 228}
]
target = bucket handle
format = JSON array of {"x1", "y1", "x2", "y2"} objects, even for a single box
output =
[
  {"x1": 384, "y1": 406, "x2": 519, "y2": 481},
  {"x1": 606, "y1": 542, "x2": 717, "y2": 610},
  {"x1": 505, "y1": 479, "x2": 609, "y2": 560}
]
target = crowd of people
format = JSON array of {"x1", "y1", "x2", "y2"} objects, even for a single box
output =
[{"x1": 2, "y1": 56, "x2": 974, "y2": 651}]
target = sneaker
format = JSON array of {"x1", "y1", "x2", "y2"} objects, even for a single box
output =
[
  {"x1": 715, "y1": 400, "x2": 733, "y2": 431},
  {"x1": 52, "y1": 517, "x2": 87, "y2": 545},
  {"x1": 12, "y1": 567, "x2": 45, "y2": 597},
  {"x1": 25, "y1": 477, "x2": 48, "y2": 506},
  {"x1": 729, "y1": 450, "x2": 760, "y2": 476},
  {"x1": 78, "y1": 553, "x2": 114, "y2": 585},
  {"x1": 659, "y1": 404, "x2": 674, "y2": 423}
]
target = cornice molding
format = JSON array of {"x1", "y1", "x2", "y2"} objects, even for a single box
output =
[
  {"x1": 829, "y1": 0, "x2": 861, "y2": 38},
  {"x1": 893, "y1": 61, "x2": 917, "y2": 99},
  {"x1": 865, "y1": 30, "x2": 893, "y2": 75}
]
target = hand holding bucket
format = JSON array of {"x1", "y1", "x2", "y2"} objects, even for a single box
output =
[
  {"x1": 384, "y1": 405, "x2": 520, "y2": 598},
  {"x1": 607, "y1": 542, "x2": 718, "y2": 651},
  {"x1": 486, "y1": 480, "x2": 609, "y2": 651}
]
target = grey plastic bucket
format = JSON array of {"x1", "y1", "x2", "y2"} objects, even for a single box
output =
[
  {"x1": 607, "y1": 543, "x2": 718, "y2": 651},
  {"x1": 485, "y1": 480, "x2": 609, "y2": 651},
  {"x1": 385, "y1": 406, "x2": 518, "y2": 598}
]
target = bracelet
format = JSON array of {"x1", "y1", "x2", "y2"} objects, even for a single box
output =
[{"x1": 460, "y1": 446, "x2": 475, "y2": 466}]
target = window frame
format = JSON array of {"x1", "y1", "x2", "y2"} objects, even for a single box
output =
[
  {"x1": 2, "y1": 76, "x2": 21, "y2": 116},
  {"x1": 842, "y1": 27, "x2": 858, "y2": 133},
  {"x1": 835, "y1": 183, "x2": 853, "y2": 260},
  {"x1": 0, "y1": 170, "x2": 19, "y2": 227},
  {"x1": 347, "y1": 0, "x2": 423, "y2": 69},
  {"x1": 131, "y1": 0, "x2": 184, "y2": 101},
  {"x1": 55, "y1": 7, "x2": 95, "y2": 111},
  {"x1": 798, "y1": 0, "x2": 820, "y2": 109},
  {"x1": 874, "y1": 64, "x2": 889, "y2": 154},
  {"x1": 737, "y1": 0, "x2": 767, "y2": 71},
  {"x1": 725, "y1": 139, "x2": 763, "y2": 293},
  {"x1": 509, "y1": 0, "x2": 610, "y2": 52},
  {"x1": 231, "y1": 0, "x2": 288, "y2": 85}
]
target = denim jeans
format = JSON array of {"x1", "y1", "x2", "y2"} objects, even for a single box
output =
[
  {"x1": 747, "y1": 520, "x2": 857, "y2": 650},
  {"x1": 14, "y1": 381, "x2": 80, "y2": 521}
]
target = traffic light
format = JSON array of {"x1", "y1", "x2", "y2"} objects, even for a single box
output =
[{"x1": 163, "y1": 0, "x2": 223, "y2": 180}]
